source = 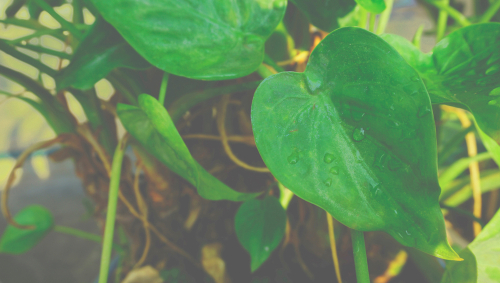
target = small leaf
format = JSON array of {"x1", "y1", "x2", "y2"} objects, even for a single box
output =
[
  {"x1": 382, "y1": 23, "x2": 500, "y2": 145},
  {"x1": 91, "y1": 0, "x2": 287, "y2": 80},
  {"x1": 355, "y1": 0, "x2": 385, "y2": 14},
  {"x1": 251, "y1": 27, "x2": 459, "y2": 260},
  {"x1": 235, "y1": 197, "x2": 287, "y2": 272},
  {"x1": 117, "y1": 94, "x2": 258, "y2": 201},
  {"x1": 441, "y1": 209, "x2": 500, "y2": 283},
  {"x1": 0, "y1": 205, "x2": 54, "y2": 254},
  {"x1": 56, "y1": 17, "x2": 150, "y2": 90},
  {"x1": 290, "y1": 0, "x2": 357, "y2": 32}
]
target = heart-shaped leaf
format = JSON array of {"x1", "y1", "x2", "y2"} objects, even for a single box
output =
[
  {"x1": 91, "y1": 0, "x2": 287, "y2": 80},
  {"x1": 381, "y1": 23, "x2": 500, "y2": 145},
  {"x1": 251, "y1": 27, "x2": 459, "y2": 260},
  {"x1": 290, "y1": 0, "x2": 357, "y2": 32},
  {"x1": 117, "y1": 94, "x2": 258, "y2": 201},
  {"x1": 56, "y1": 17, "x2": 150, "y2": 90},
  {"x1": 0, "y1": 205, "x2": 54, "y2": 254},
  {"x1": 441, "y1": 209, "x2": 500, "y2": 283},
  {"x1": 235, "y1": 197, "x2": 287, "y2": 272}
]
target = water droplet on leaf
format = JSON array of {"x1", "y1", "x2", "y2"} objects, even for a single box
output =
[
  {"x1": 287, "y1": 151, "x2": 299, "y2": 164},
  {"x1": 406, "y1": 230, "x2": 411, "y2": 235},
  {"x1": 374, "y1": 149, "x2": 388, "y2": 170},
  {"x1": 352, "y1": 127, "x2": 366, "y2": 142},
  {"x1": 325, "y1": 178, "x2": 332, "y2": 187},
  {"x1": 418, "y1": 105, "x2": 431, "y2": 117},
  {"x1": 324, "y1": 153, "x2": 335, "y2": 164},
  {"x1": 388, "y1": 158, "x2": 403, "y2": 171},
  {"x1": 330, "y1": 166, "x2": 339, "y2": 175}
]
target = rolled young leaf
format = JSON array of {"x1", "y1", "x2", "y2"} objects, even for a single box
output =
[
  {"x1": 0, "y1": 205, "x2": 54, "y2": 254},
  {"x1": 117, "y1": 94, "x2": 258, "y2": 201},
  {"x1": 251, "y1": 27, "x2": 459, "y2": 260},
  {"x1": 381, "y1": 23, "x2": 500, "y2": 145},
  {"x1": 56, "y1": 17, "x2": 150, "y2": 90},
  {"x1": 91, "y1": 0, "x2": 287, "y2": 80}
]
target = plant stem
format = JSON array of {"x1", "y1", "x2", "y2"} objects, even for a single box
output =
[
  {"x1": 327, "y1": 213, "x2": 342, "y2": 283},
  {"x1": 256, "y1": 63, "x2": 276, "y2": 79},
  {"x1": 376, "y1": 0, "x2": 394, "y2": 34},
  {"x1": 436, "y1": 0, "x2": 449, "y2": 42},
  {"x1": 98, "y1": 136, "x2": 128, "y2": 283},
  {"x1": 368, "y1": 13, "x2": 376, "y2": 32},
  {"x1": 350, "y1": 229, "x2": 370, "y2": 283},
  {"x1": 358, "y1": 7, "x2": 368, "y2": 29},
  {"x1": 412, "y1": 25, "x2": 425, "y2": 49},
  {"x1": 479, "y1": 0, "x2": 500, "y2": 22},
  {"x1": 32, "y1": 0, "x2": 84, "y2": 40},
  {"x1": 54, "y1": 225, "x2": 102, "y2": 243},
  {"x1": 158, "y1": 72, "x2": 169, "y2": 106},
  {"x1": 425, "y1": 0, "x2": 471, "y2": 27}
]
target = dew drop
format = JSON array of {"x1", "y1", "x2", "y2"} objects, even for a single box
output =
[
  {"x1": 373, "y1": 184, "x2": 382, "y2": 196},
  {"x1": 287, "y1": 151, "x2": 299, "y2": 164},
  {"x1": 394, "y1": 209, "x2": 398, "y2": 215},
  {"x1": 489, "y1": 100, "x2": 497, "y2": 105},
  {"x1": 486, "y1": 65, "x2": 500, "y2": 75},
  {"x1": 374, "y1": 149, "x2": 388, "y2": 170},
  {"x1": 418, "y1": 105, "x2": 431, "y2": 117},
  {"x1": 356, "y1": 150, "x2": 363, "y2": 163},
  {"x1": 325, "y1": 178, "x2": 332, "y2": 187},
  {"x1": 330, "y1": 166, "x2": 339, "y2": 175},
  {"x1": 352, "y1": 127, "x2": 366, "y2": 142},
  {"x1": 406, "y1": 230, "x2": 411, "y2": 236},
  {"x1": 490, "y1": 87, "x2": 500, "y2": 96},
  {"x1": 264, "y1": 246, "x2": 269, "y2": 251},
  {"x1": 411, "y1": 76, "x2": 420, "y2": 82},
  {"x1": 400, "y1": 128, "x2": 417, "y2": 141},
  {"x1": 324, "y1": 153, "x2": 335, "y2": 164}
]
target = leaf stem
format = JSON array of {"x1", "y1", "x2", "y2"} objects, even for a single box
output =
[
  {"x1": 412, "y1": 25, "x2": 425, "y2": 49},
  {"x1": 32, "y1": 0, "x2": 84, "y2": 40},
  {"x1": 425, "y1": 0, "x2": 471, "y2": 27},
  {"x1": 436, "y1": 0, "x2": 449, "y2": 41},
  {"x1": 368, "y1": 13, "x2": 376, "y2": 32},
  {"x1": 479, "y1": 0, "x2": 500, "y2": 22},
  {"x1": 358, "y1": 7, "x2": 368, "y2": 29},
  {"x1": 376, "y1": 0, "x2": 394, "y2": 34},
  {"x1": 54, "y1": 225, "x2": 102, "y2": 243},
  {"x1": 158, "y1": 72, "x2": 169, "y2": 106},
  {"x1": 350, "y1": 229, "x2": 370, "y2": 283},
  {"x1": 327, "y1": 213, "x2": 342, "y2": 283},
  {"x1": 256, "y1": 63, "x2": 276, "y2": 79},
  {"x1": 98, "y1": 136, "x2": 128, "y2": 283}
]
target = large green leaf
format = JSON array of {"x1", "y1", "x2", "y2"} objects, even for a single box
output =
[
  {"x1": 235, "y1": 197, "x2": 287, "y2": 272},
  {"x1": 0, "y1": 205, "x2": 54, "y2": 254},
  {"x1": 56, "y1": 17, "x2": 150, "y2": 90},
  {"x1": 91, "y1": 0, "x2": 287, "y2": 80},
  {"x1": 441, "y1": 209, "x2": 500, "y2": 283},
  {"x1": 251, "y1": 27, "x2": 459, "y2": 260},
  {"x1": 381, "y1": 23, "x2": 500, "y2": 145},
  {"x1": 290, "y1": 0, "x2": 357, "y2": 32},
  {"x1": 117, "y1": 94, "x2": 258, "y2": 201}
]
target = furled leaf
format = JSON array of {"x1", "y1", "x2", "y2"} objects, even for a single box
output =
[
  {"x1": 56, "y1": 17, "x2": 150, "y2": 90},
  {"x1": 290, "y1": 0, "x2": 356, "y2": 32},
  {"x1": 441, "y1": 209, "x2": 500, "y2": 283},
  {"x1": 251, "y1": 27, "x2": 459, "y2": 260},
  {"x1": 381, "y1": 23, "x2": 500, "y2": 145},
  {"x1": 0, "y1": 205, "x2": 54, "y2": 254},
  {"x1": 117, "y1": 94, "x2": 258, "y2": 201},
  {"x1": 91, "y1": 0, "x2": 287, "y2": 80},
  {"x1": 235, "y1": 197, "x2": 287, "y2": 272},
  {"x1": 355, "y1": 0, "x2": 385, "y2": 13}
]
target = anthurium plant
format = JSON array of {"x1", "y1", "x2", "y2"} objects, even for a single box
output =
[{"x1": 0, "y1": 0, "x2": 499, "y2": 282}]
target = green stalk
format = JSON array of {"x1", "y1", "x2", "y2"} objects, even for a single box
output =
[
  {"x1": 350, "y1": 229, "x2": 370, "y2": 283},
  {"x1": 368, "y1": 13, "x2": 376, "y2": 32},
  {"x1": 425, "y1": 0, "x2": 471, "y2": 26},
  {"x1": 54, "y1": 225, "x2": 103, "y2": 243},
  {"x1": 0, "y1": 40, "x2": 57, "y2": 77},
  {"x1": 376, "y1": 0, "x2": 394, "y2": 34},
  {"x1": 32, "y1": 0, "x2": 84, "y2": 40},
  {"x1": 72, "y1": 0, "x2": 84, "y2": 25},
  {"x1": 479, "y1": 0, "x2": 500, "y2": 22},
  {"x1": 168, "y1": 80, "x2": 261, "y2": 123},
  {"x1": 98, "y1": 136, "x2": 128, "y2": 283},
  {"x1": 436, "y1": 0, "x2": 449, "y2": 42},
  {"x1": 358, "y1": 7, "x2": 368, "y2": 29},
  {"x1": 256, "y1": 63, "x2": 275, "y2": 79},
  {"x1": 412, "y1": 25, "x2": 425, "y2": 49},
  {"x1": 158, "y1": 72, "x2": 170, "y2": 106}
]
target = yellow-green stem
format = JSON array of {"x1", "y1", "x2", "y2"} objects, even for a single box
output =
[{"x1": 351, "y1": 229, "x2": 370, "y2": 283}]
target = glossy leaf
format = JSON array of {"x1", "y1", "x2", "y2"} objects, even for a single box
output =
[
  {"x1": 235, "y1": 197, "x2": 287, "y2": 272},
  {"x1": 355, "y1": 0, "x2": 385, "y2": 14},
  {"x1": 441, "y1": 209, "x2": 500, "y2": 283},
  {"x1": 0, "y1": 205, "x2": 54, "y2": 254},
  {"x1": 91, "y1": 0, "x2": 287, "y2": 80},
  {"x1": 382, "y1": 23, "x2": 500, "y2": 145},
  {"x1": 56, "y1": 18, "x2": 150, "y2": 90},
  {"x1": 117, "y1": 94, "x2": 258, "y2": 201},
  {"x1": 290, "y1": 0, "x2": 356, "y2": 32},
  {"x1": 251, "y1": 27, "x2": 459, "y2": 260}
]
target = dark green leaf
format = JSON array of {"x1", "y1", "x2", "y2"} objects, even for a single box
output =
[
  {"x1": 290, "y1": 0, "x2": 356, "y2": 32},
  {"x1": 159, "y1": 268, "x2": 196, "y2": 283},
  {"x1": 251, "y1": 27, "x2": 459, "y2": 260},
  {"x1": 382, "y1": 23, "x2": 500, "y2": 145},
  {"x1": 441, "y1": 209, "x2": 500, "y2": 283},
  {"x1": 91, "y1": 0, "x2": 287, "y2": 80},
  {"x1": 355, "y1": 0, "x2": 385, "y2": 13},
  {"x1": 56, "y1": 18, "x2": 150, "y2": 90},
  {"x1": 117, "y1": 94, "x2": 258, "y2": 201},
  {"x1": 0, "y1": 205, "x2": 54, "y2": 254},
  {"x1": 235, "y1": 197, "x2": 287, "y2": 272}
]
